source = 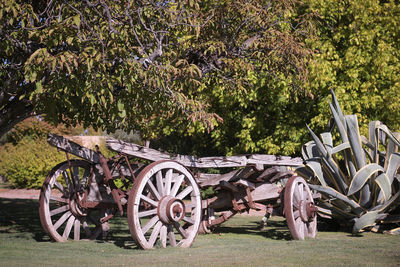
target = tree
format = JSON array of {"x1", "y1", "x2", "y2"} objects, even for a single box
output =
[
  {"x1": 1, "y1": 0, "x2": 315, "y2": 149},
  {"x1": 305, "y1": 0, "x2": 400, "y2": 136}
]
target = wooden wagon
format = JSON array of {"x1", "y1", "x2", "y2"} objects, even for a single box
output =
[{"x1": 39, "y1": 133, "x2": 318, "y2": 249}]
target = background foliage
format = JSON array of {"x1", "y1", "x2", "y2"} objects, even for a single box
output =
[
  {"x1": 0, "y1": 117, "x2": 100, "y2": 188},
  {"x1": 306, "y1": 0, "x2": 400, "y2": 136}
]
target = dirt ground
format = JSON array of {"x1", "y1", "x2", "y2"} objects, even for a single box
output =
[{"x1": 0, "y1": 187, "x2": 40, "y2": 199}]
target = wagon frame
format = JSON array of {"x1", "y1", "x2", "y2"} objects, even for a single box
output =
[{"x1": 39, "y1": 133, "x2": 318, "y2": 249}]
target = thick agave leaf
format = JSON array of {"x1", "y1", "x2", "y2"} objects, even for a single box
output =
[
  {"x1": 371, "y1": 191, "x2": 400, "y2": 212},
  {"x1": 330, "y1": 89, "x2": 346, "y2": 130},
  {"x1": 368, "y1": 121, "x2": 382, "y2": 163},
  {"x1": 306, "y1": 126, "x2": 348, "y2": 192},
  {"x1": 301, "y1": 141, "x2": 320, "y2": 160},
  {"x1": 346, "y1": 115, "x2": 366, "y2": 169},
  {"x1": 329, "y1": 102, "x2": 357, "y2": 179},
  {"x1": 385, "y1": 152, "x2": 400, "y2": 183},
  {"x1": 347, "y1": 163, "x2": 384, "y2": 196},
  {"x1": 304, "y1": 159, "x2": 327, "y2": 186},
  {"x1": 321, "y1": 132, "x2": 333, "y2": 156},
  {"x1": 331, "y1": 142, "x2": 350, "y2": 154},
  {"x1": 309, "y1": 184, "x2": 363, "y2": 215},
  {"x1": 318, "y1": 201, "x2": 357, "y2": 220},
  {"x1": 353, "y1": 210, "x2": 379, "y2": 233},
  {"x1": 375, "y1": 173, "x2": 391, "y2": 203},
  {"x1": 306, "y1": 124, "x2": 328, "y2": 158}
]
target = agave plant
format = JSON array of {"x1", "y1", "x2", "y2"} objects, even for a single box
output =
[{"x1": 299, "y1": 90, "x2": 400, "y2": 233}]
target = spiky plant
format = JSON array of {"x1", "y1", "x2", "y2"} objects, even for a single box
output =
[{"x1": 299, "y1": 90, "x2": 400, "y2": 233}]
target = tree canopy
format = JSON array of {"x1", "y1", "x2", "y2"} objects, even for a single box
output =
[
  {"x1": 1, "y1": 0, "x2": 314, "y2": 143},
  {"x1": 2, "y1": 0, "x2": 399, "y2": 157}
]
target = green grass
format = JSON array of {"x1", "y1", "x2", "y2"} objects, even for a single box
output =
[{"x1": 0, "y1": 198, "x2": 399, "y2": 266}]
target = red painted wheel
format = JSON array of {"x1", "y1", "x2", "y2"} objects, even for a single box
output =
[
  {"x1": 127, "y1": 161, "x2": 202, "y2": 249},
  {"x1": 284, "y1": 176, "x2": 317, "y2": 240}
]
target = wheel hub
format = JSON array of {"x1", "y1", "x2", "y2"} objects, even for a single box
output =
[
  {"x1": 158, "y1": 196, "x2": 186, "y2": 224},
  {"x1": 69, "y1": 195, "x2": 87, "y2": 217},
  {"x1": 298, "y1": 200, "x2": 317, "y2": 222}
]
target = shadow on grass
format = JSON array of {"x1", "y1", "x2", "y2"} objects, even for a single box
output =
[
  {"x1": 212, "y1": 218, "x2": 293, "y2": 241},
  {"x1": 0, "y1": 198, "x2": 48, "y2": 241},
  {"x1": 0, "y1": 198, "x2": 351, "y2": 249}
]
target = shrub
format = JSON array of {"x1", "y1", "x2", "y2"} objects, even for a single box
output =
[{"x1": 0, "y1": 138, "x2": 67, "y2": 188}]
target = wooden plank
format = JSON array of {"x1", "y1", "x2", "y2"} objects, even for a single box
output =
[
  {"x1": 237, "y1": 183, "x2": 280, "y2": 203},
  {"x1": 236, "y1": 179, "x2": 255, "y2": 190},
  {"x1": 247, "y1": 154, "x2": 303, "y2": 166},
  {"x1": 107, "y1": 138, "x2": 248, "y2": 168},
  {"x1": 219, "y1": 181, "x2": 239, "y2": 192},
  {"x1": 47, "y1": 133, "x2": 100, "y2": 164},
  {"x1": 107, "y1": 138, "x2": 303, "y2": 168},
  {"x1": 197, "y1": 167, "x2": 255, "y2": 187}
]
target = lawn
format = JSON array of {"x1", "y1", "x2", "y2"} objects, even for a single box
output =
[{"x1": 0, "y1": 198, "x2": 399, "y2": 266}]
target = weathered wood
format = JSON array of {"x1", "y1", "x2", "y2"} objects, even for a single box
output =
[
  {"x1": 197, "y1": 167, "x2": 255, "y2": 188},
  {"x1": 219, "y1": 181, "x2": 239, "y2": 192},
  {"x1": 206, "y1": 183, "x2": 281, "y2": 210},
  {"x1": 236, "y1": 179, "x2": 255, "y2": 190},
  {"x1": 106, "y1": 138, "x2": 303, "y2": 168},
  {"x1": 47, "y1": 133, "x2": 100, "y2": 164}
]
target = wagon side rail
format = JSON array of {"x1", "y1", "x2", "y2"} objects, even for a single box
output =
[
  {"x1": 106, "y1": 138, "x2": 303, "y2": 169},
  {"x1": 47, "y1": 133, "x2": 101, "y2": 164}
]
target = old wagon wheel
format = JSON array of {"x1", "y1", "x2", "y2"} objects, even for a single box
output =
[
  {"x1": 127, "y1": 160, "x2": 202, "y2": 249},
  {"x1": 284, "y1": 176, "x2": 317, "y2": 240},
  {"x1": 39, "y1": 160, "x2": 108, "y2": 242}
]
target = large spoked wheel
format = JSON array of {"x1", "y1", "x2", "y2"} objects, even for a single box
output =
[
  {"x1": 39, "y1": 160, "x2": 107, "y2": 242},
  {"x1": 128, "y1": 160, "x2": 202, "y2": 249},
  {"x1": 284, "y1": 176, "x2": 318, "y2": 240}
]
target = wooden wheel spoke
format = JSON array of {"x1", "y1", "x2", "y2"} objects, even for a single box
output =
[
  {"x1": 160, "y1": 225, "x2": 167, "y2": 248},
  {"x1": 138, "y1": 208, "x2": 158, "y2": 218},
  {"x1": 54, "y1": 180, "x2": 66, "y2": 194},
  {"x1": 293, "y1": 210, "x2": 300, "y2": 220},
  {"x1": 156, "y1": 171, "x2": 164, "y2": 197},
  {"x1": 128, "y1": 161, "x2": 201, "y2": 249},
  {"x1": 79, "y1": 168, "x2": 90, "y2": 191},
  {"x1": 182, "y1": 216, "x2": 195, "y2": 225},
  {"x1": 170, "y1": 175, "x2": 184, "y2": 197},
  {"x1": 73, "y1": 166, "x2": 80, "y2": 186},
  {"x1": 63, "y1": 171, "x2": 73, "y2": 193},
  {"x1": 50, "y1": 195, "x2": 69, "y2": 203},
  {"x1": 54, "y1": 211, "x2": 72, "y2": 231},
  {"x1": 167, "y1": 225, "x2": 177, "y2": 247},
  {"x1": 185, "y1": 203, "x2": 195, "y2": 210},
  {"x1": 294, "y1": 217, "x2": 305, "y2": 240},
  {"x1": 176, "y1": 186, "x2": 193, "y2": 200},
  {"x1": 164, "y1": 169, "x2": 172, "y2": 195},
  {"x1": 149, "y1": 221, "x2": 162, "y2": 247},
  {"x1": 173, "y1": 222, "x2": 188, "y2": 239},
  {"x1": 63, "y1": 215, "x2": 75, "y2": 238},
  {"x1": 298, "y1": 183, "x2": 304, "y2": 200},
  {"x1": 74, "y1": 219, "x2": 81, "y2": 241},
  {"x1": 146, "y1": 179, "x2": 161, "y2": 200},
  {"x1": 141, "y1": 194, "x2": 159, "y2": 207},
  {"x1": 142, "y1": 215, "x2": 159, "y2": 234},
  {"x1": 50, "y1": 205, "x2": 69, "y2": 216},
  {"x1": 284, "y1": 176, "x2": 317, "y2": 240}
]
